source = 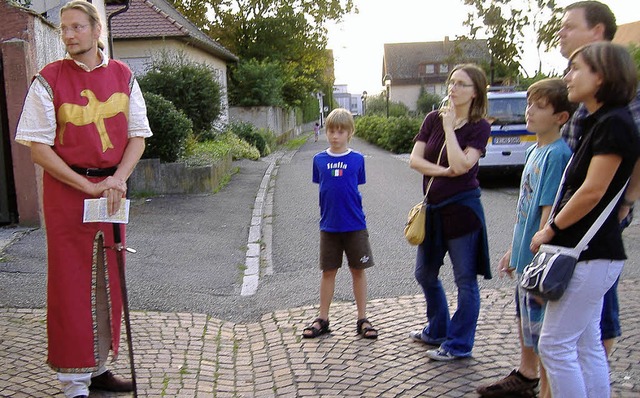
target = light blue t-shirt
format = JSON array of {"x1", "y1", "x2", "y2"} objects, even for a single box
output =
[
  {"x1": 511, "y1": 138, "x2": 572, "y2": 273},
  {"x1": 312, "y1": 149, "x2": 367, "y2": 233}
]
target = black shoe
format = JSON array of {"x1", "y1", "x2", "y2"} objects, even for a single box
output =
[
  {"x1": 476, "y1": 369, "x2": 539, "y2": 397},
  {"x1": 90, "y1": 370, "x2": 133, "y2": 392}
]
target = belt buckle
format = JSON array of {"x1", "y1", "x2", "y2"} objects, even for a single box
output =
[{"x1": 85, "y1": 168, "x2": 99, "y2": 176}]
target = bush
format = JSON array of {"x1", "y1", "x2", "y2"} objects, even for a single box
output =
[
  {"x1": 218, "y1": 132, "x2": 261, "y2": 160},
  {"x1": 139, "y1": 50, "x2": 222, "y2": 137},
  {"x1": 356, "y1": 115, "x2": 422, "y2": 154},
  {"x1": 377, "y1": 117, "x2": 422, "y2": 154},
  {"x1": 364, "y1": 93, "x2": 410, "y2": 117},
  {"x1": 226, "y1": 121, "x2": 276, "y2": 157},
  {"x1": 142, "y1": 92, "x2": 193, "y2": 162},
  {"x1": 416, "y1": 91, "x2": 443, "y2": 114},
  {"x1": 181, "y1": 138, "x2": 232, "y2": 168}
]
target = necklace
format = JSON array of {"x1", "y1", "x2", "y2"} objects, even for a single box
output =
[{"x1": 454, "y1": 118, "x2": 467, "y2": 129}]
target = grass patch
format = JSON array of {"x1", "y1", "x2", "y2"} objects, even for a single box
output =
[{"x1": 213, "y1": 167, "x2": 238, "y2": 194}]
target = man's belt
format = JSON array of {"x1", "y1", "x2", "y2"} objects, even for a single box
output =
[{"x1": 70, "y1": 166, "x2": 118, "y2": 177}]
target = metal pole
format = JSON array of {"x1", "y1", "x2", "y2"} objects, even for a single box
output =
[
  {"x1": 112, "y1": 224, "x2": 137, "y2": 397},
  {"x1": 386, "y1": 86, "x2": 389, "y2": 118}
]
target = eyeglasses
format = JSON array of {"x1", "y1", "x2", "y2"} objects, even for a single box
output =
[
  {"x1": 448, "y1": 81, "x2": 474, "y2": 90},
  {"x1": 59, "y1": 24, "x2": 90, "y2": 35}
]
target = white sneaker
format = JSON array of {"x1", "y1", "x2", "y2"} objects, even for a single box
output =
[{"x1": 426, "y1": 348, "x2": 459, "y2": 361}]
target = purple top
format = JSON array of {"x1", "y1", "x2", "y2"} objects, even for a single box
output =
[
  {"x1": 414, "y1": 110, "x2": 491, "y2": 239},
  {"x1": 415, "y1": 111, "x2": 490, "y2": 203}
]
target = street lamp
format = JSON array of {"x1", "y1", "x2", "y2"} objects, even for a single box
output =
[
  {"x1": 383, "y1": 74, "x2": 392, "y2": 118},
  {"x1": 361, "y1": 90, "x2": 368, "y2": 116}
]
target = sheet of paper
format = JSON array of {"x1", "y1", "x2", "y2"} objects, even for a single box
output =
[{"x1": 83, "y1": 198, "x2": 130, "y2": 224}]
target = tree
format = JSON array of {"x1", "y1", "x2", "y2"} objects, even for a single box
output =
[
  {"x1": 169, "y1": 0, "x2": 355, "y2": 107},
  {"x1": 365, "y1": 93, "x2": 409, "y2": 118},
  {"x1": 228, "y1": 59, "x2": 284, "y2": 107},
  {"x1": 416, "y1": 89, "x2": 443, "y2": 115},
  {"x1": 462, "y1": 0, "x2": 562, "y2": 82}
]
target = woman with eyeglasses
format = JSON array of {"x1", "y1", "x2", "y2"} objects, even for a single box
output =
[
  {"x1": 408, "y1": 64, "x2": 492, "y2": 361},
  {"x1": 530, "y1": 42, "x2": 639, "y2": 397}
]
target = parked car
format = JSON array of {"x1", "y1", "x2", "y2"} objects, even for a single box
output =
[{"x1": 479, "y1": 91, "x2": 535, "y2": 169}]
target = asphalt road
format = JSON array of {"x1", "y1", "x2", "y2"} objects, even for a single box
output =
[{"x1": 1, "y1": 134, "x2": 638, "y2": 323}]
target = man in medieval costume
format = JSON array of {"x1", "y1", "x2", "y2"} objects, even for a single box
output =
[{"x1": 15, "y1": 1, "x2": 152, "y2": 397}]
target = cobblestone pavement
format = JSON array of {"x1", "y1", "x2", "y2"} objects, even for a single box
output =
[{"x1": 1, "y1": 281, "x2": 638, "y2": 397}]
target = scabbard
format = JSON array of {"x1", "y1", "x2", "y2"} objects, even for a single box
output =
[{"x1": 112, "y1": 223, "x2": 138, "y2": 397}]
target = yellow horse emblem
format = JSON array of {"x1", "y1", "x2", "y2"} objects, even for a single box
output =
[{"x1": 57, "y1": 89, "x2": 129, "y2": 152}]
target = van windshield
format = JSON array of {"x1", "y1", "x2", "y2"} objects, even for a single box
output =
[{"x1": 488, "y1": 97, "x2": 527, "y2": 125}]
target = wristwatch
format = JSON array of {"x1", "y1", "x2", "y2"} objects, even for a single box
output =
[{"x1": 549, "y1": 220, "x2": 562, "y2": 234}]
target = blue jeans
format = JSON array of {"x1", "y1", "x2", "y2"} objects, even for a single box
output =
[
  {"x1": 414, "y1": 230, "x2": 480, "y2": 357},
  {"x1": 600, "y1": 277, "x2": 621, "y2": 340}
]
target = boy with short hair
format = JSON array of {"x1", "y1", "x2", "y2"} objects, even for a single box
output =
[
  {"x1": 302, "y1": 108, "x2": 378, "y2": 339},
  {"x1": 477, "y1": 79, "x2": 574, "y2": 397}
]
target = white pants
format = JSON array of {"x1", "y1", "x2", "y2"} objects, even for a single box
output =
[
  {"x1": 58, "y1": 366, "x2": 107, "y2": 398},
  {"x1": 538, "y1": 259, "x2": 623, "y2": 398}
]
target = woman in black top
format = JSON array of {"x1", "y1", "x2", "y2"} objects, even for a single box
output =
[{"x1": 530, "y1": 42, "x2": 640, "y2": 397}]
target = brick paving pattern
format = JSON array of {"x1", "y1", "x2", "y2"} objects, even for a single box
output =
[{"x1": 1, "y1": 281, "x2": 638, "y2": 397}]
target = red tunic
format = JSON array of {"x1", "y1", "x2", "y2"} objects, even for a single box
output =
[{"x1": 38, "y1": 59, "x2": 132, "y2": 372}]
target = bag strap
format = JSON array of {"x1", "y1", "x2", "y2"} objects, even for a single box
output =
[
  {"x1": 548, "y1": 155, "x2": 629, "y2": 252},
  {"x1": 422, "y1": 143, "x2": 446, "y2": 204},
  {"x1": 573, "y1": 179, "x2": 628, "y2": 251}
]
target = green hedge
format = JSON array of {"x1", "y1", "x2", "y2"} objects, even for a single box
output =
[
  {"x1": 355, "y1": 115, "x2": 422, "y2": 154},
  {"x1": 139, "y1": 52, "x2": 222, "y2": 138},
  {"x1": 142, "y1": 92, "x2": 193, "y2": 162}
]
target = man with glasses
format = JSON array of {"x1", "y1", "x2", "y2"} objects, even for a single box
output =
[{"x1": 15, "y1": 1, "x2": 151, "y2": 397}]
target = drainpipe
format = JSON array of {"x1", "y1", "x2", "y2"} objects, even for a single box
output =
[{"x1": 107, "y1": 0, "x2": 130, "y2": 59}]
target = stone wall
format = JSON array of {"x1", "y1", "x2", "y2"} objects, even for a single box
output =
[
  {"x1": 128, "y1": 153, "x2": 233, "y2": 196},
  {"x1": 228, "y1": 106, "x2": 299, "y2": 141},
  {"x1": 0, "y1": 3, "x2": 64, "y2": 226}
]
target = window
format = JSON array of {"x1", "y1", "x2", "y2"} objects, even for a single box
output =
[
  {"x1": 440, "y1": 64, "x2": 448, "y2": 74},
  {"x1": 425, "y1": 64, "x2": 435, "y2": 74}
]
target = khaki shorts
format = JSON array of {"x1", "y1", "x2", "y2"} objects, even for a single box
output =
[{"x1": 319, "y1": 229, "x2": 374, "y2": 271}]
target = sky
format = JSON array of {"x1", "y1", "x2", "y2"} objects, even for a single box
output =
[{"x1": 326, "y1": 0, "x2": 638, "y2": 96}]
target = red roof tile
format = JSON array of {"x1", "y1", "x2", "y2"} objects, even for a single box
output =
[{"x1": 108, "y1": 0, "x2": 237, "y2": 61}]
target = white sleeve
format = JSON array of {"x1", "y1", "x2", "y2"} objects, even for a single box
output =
[
  {"x1": 15, "y1": 79, "x2": 57, "y2": 147},
  {"x1": 128, "y1": 79, "x2": 153, "y2": 139}
]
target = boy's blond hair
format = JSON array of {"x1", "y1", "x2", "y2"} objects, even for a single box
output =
[
  {"x1": 527, "y1": 78, "x2": 576, "y2": 116},
  {"x1": 325, "y1": 108, "x2": 355, "y2": 138}
]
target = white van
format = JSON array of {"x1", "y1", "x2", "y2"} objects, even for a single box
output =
[{"x1": 480, "y1": 91, "x2": 535, "y2": 169}]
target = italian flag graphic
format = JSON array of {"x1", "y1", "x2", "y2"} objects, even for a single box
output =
[{"x1": 331, "y1": 169, "x2": 343, "y2": 177}]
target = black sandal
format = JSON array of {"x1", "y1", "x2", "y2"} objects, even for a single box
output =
[
  {"x1": 302, "y1": 318, "x2": 331, "y2": 338},
  {"x1": 356, "y1": 318, "x2": 378, "y2": 339}
]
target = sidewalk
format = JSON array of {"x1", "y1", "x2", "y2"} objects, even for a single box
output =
[
  {"x1": 1, "y1": 282, "x2": 639, "y2": 397},
  {"x1": 1, "y1": 145, "x2": 639, "y2": 397}
]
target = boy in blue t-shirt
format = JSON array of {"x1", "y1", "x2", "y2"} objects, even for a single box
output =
[
  {"x1": 477, "y1": 79, "x2": 574, "y2": 398},
  {"x1": 302, "y1": 108, "x2": 377, "y2": 339}
]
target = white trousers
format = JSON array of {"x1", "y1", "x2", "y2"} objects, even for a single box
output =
[
  {"x1": 58, "y1": 366, "x2": 107, "y2": 398},
  {"x1": 538, "y1": 259, "x2": 623, "y2": 398}
]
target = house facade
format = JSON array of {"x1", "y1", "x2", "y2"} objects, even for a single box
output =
[
  {"x1": 333, "y1": 84, "x2": 363, "y2": 116},
  {"x1": 107, "y1": 0, "x2": 238, "y2": 122},
  {"x1": 382, "y1": 36, "x2": 490, "y2": 112}
]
